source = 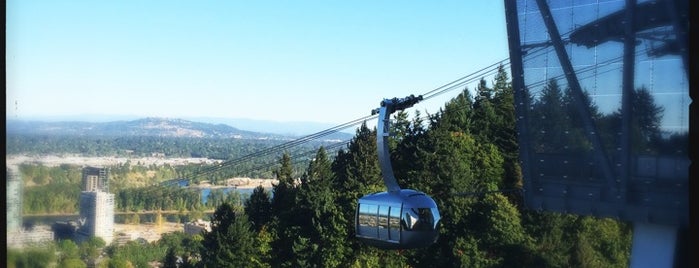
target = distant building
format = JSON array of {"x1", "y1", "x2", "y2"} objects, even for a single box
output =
[
  {"x1": 7, "y1": 225, "x2": 54, "y2": 249},
  {"x1": 82, "y1": 166, "x2": 109, "y2": 192},
  {"x1": 114, "y1": 232, "x2": 137, "y2": 246},
  {"x1": 77, "y1": 191, "x2": 115, "y2": 244},
  {"x1": 184, "y1": 219, "x2": 211, "y2": 235},
  {"x1": 77, "y1": 166, "x2": 116, "y2": 244},
  {"x1": 6, "y1": 166, "x2": 23, "y2": 233},
  {"x1": 7, "y1": 165, "x2": 55, "y2": 249}
]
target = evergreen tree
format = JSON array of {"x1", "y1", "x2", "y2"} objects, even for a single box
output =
[
  {"x1": 439, "y1": 88, "x2": 474, "y2": 134},
  {"x1": 271, "y1": 153, "x2": 296, "y2": 218},
  {"x1": 162, "y1": 247, "x2": 179, "y2": 268},
  {"x1": 491, "y1": 65, "x2": 522, "y2": 191},
  {"x1": 294, "y1": 147, "x2": 349, "y2": 267},
  {"x1": 200, "y1": 203, "x2": 256, "y2": 268},
  {"x1": 392, "y1": 110, "x2": 430, "y2": 191},
  {"x1": 331, "y1": 122, "x2": 382, "y2": 259},
  {"x1": 521, "y1": 211, "x2": 631, "y2": 268},
  {"x1": 244, "y1": 185, "x2": 272, "y2": 232},
  {"x1": 473, "y1": 78, "x2": 498, "y2": 141},
  {"x1": 531, "y1": 78, "x2": 570, "y2": 153},
  {"x1": 270, "y1": 153, "x2": 300, "y2": 268},
  {"x1": 467, "y1": 193, "x2": 534, "y2": 266},
  {"x1": 389, "y1": 110, "x2": 412, "y2": 150},
  {"x1": 561, "y1": 86, "x2": 599, "y2": 153},
  {"x1": 252, "y1": 225, "x2": 273, "y2": 268},
  {"x1": 605, "y1": 86, "x2": 665, "y2": 154},
  {"x1": 399, "y1": 87, "x2": 511, "y2": 267}
]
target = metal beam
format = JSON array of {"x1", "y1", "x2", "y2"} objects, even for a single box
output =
[
  {"x1": 535, "y1": 0, "x2": 617, "y2": 201},
  {"x1": 374, "y1": 95, "x2": 422, "y2": 194},
  {"x1": 503, "y1": 0, "x2": 531, "y2": 203},
  {"x1": 620, "y1": 0, "x2": 637, "y2": 209}
]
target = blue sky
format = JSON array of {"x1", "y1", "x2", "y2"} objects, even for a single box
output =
[{"x1": 6, "y1": 1, "x2": 510, "y2": 125}]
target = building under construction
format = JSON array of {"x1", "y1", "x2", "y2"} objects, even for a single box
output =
[
  {"x1": 77, "y1": 166, "x2": 115, "y2": 245},
  {"x1": 82, "y1": 166, "x2": 109, "y2": 192}
]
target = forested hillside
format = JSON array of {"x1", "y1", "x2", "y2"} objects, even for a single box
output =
[
  {"x1": 220, "y1": 66, "x2": 629, "y2": 267},
  {"x1": 10, "y1": 67, "x2": 633, "y2": 267}
]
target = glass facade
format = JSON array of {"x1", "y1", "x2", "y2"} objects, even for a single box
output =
[{"x1": 506, "y1": 0, "x2": 688, "y2": 225}]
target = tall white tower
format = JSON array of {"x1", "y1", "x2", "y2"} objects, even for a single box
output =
[
  {"x1": 78, "y1": 191, "x2": 115, "y2": 244},
  {"x1": 6, "y1": 166, "x2": 23, "y2": 233},
  {"x1": 78, "y1": 166, "x2": 114, "y2": 244}
]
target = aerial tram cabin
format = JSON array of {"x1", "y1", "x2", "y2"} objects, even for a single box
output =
[
  {"x1": 356, "y1": 189, "x2": 440, "y2": 249},
  {"x1": 355, "y1": 95, "x2": 440, "y2": 250}
]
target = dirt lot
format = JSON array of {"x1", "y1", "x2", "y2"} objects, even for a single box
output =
[
  {"x1": 6, "y1": 154, "x2": 278, "y2": 188},
  {"x1": 115, "y1": 222, "x2": 184, "y2": 243}
]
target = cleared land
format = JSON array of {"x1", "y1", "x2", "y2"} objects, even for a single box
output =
[
  {"x1": 6, "y1": 154, "x2": 223, "y2": 168},
  {"x1": 114, "y1": 222, "x2": 184, "y2": 243},
  {"x1": 9, "y1": 154, "x2": 276, "y2": 242},
  {"x1": 6, "y1": 154, "x2": 278, "y2": 189}
]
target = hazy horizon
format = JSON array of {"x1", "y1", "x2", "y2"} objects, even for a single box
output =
[{"x1": 6, "y1": 114, "x2": 358, "y2": 136}]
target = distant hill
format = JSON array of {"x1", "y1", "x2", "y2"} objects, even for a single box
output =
[
  {"x1": 6, "y1": 117, "x2": 353, "y2": 141},
  {"x1": 182, "y1": 116, "x2": 358, "y2": 137}
]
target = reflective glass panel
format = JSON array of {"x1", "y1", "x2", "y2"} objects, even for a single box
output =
[{"x1": 511, "y1": 0, "x2": 689, "y2": 225}]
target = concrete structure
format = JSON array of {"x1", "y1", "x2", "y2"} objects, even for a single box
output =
[
  {"x1": 114, "y1": 232, "x2": 138, "y2": 246},
  {"x1": 78, "y1": 191, "x2": 115, "y2": 244},
  {"x1": 78, "y1": 166, "x2": 115, "y2": 244},
  {"x1": 7, "y1": 225, "x2": 55, "y2": 249},
  {"x1": 184, "y1": 219, "x2": 211, "y2": 235},
  {"x1": 3, "y1": 166, "x2": 54, "y2": 249},
  {"x1": 6, "y1": 166, "x2": 23, "y2": 233},
  {"x1": 82, "y1": 166, "x2": 109, "y2": 192}
]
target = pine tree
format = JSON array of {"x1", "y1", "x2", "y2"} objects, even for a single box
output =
[
  {"x1": 491, "y1": 65, "x2": 522, "y2": 191},
  {"x1": 244, "y1": 185, "x2": 272, "y2": 232},
  {"x1": 389, "y1": 110, "x2": 411, "y2": 150},
  {"x1": 605, "y1": 86, "x2": 665, "y2": 153},
  {"x1": 467, "y1": 193, "x2": 534, "y2": 266},
  {"x1": 531, "y1": 78, "x2": 570, "y2": 153},
  {"x1": 399, "y1": 87, "x2": 508, "y2": 266},
  {"x1": 200, "y1": 203, "x2": 256, "y2": 268},
  {"x1": 561, "y1": 85, "x2": 599, "y2": 153},
  {"x1": 294, "y1": 147, "x2": 348, "y2": 267},
  {"x1": 472, "y1": 77, "x2": 496, "y2": 136},
  {"x1": 270, "y1": 153, "x2": 300, "y2": 268},
  {"x1": 438, "y1": 88, "x2": 474, "y2": 134},
  {"x1": 330, "y1": 122, "x2": 382, "y2": 261},
  {"x1": 271, "y1": 153, "x2": 296, "y2": 219}
]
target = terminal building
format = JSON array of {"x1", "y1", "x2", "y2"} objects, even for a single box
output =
[
  {"x1": 184, "y1": 219, "x2": 212, "y2": 235},
  {"x1": 503, "y1": 0, "x2": 690, "y2": 267}
]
